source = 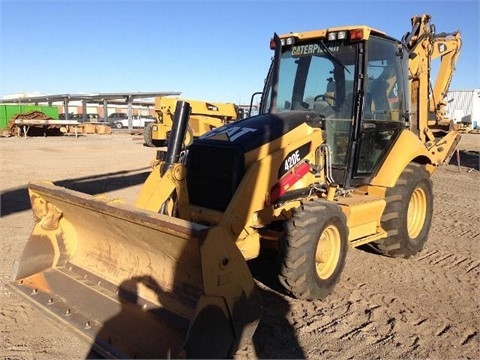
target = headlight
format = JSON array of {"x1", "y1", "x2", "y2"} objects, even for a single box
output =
[
  {"x1": 337, "y1": 31, "x2": 347, "y2": 40},
  {"x1": 327, "y1": 32, "x2": 337, "y2": 41}
]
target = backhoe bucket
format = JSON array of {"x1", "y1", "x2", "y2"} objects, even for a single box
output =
[{"x1": 11, "y1": 181, "x2": 260, "y2": 358}]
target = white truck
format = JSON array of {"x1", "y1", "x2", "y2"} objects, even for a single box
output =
[{"x1": 108, "y1": 113, "x2": 155, "y2": 129}]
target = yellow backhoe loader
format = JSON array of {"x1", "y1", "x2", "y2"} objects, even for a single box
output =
[
  {"x1": 11, "y1": 14, "x2": 461, "y2": 358},
  {"x1": 143, "y1": 96, "x2": 242, "y2": 148}
]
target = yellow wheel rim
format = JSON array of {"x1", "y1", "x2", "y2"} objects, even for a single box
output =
[
  {"x1": 184, "y1": 128, "x2": 193, "y2": 147},
  {"x1": 315, "y1": 224, "x2": 341, "y2": 280},
  {"x1": 407, "y1": 186, "x2": 427, "y2": 239}
]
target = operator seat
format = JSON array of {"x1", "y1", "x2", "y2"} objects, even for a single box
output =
[
  {"x1": 313, "y1": 97, "x2": 336, "y2": 118},
  {"x1": 364, "y1": 91, "x2": 388, "y2": 119},
  {"x1": 366, "y1": 64, "x2": 394, "y2": 120},
  {"x1": 371, "y1": 77, "x2": 389, "y2": 118}
]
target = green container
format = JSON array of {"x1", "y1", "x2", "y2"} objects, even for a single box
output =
[{"x1": 0, "y1": 105, "x2": 59, "y2": 129}]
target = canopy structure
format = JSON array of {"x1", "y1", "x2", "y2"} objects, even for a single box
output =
[{"x1": 0, "y1": 91, "x2": 181, "y2": 129}]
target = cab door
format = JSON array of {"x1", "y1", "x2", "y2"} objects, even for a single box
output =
[{"x1": 349, "y1": 36, "x2": 409, "y2": 187}]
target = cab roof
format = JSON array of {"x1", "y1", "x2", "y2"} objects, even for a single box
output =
[{"x1": 279, "y1": 25, "x2": 387, "y2": 42}]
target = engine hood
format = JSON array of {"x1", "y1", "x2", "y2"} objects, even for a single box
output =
[{"x1": 196, "y1": 111, "x2": 322, "y2": 153}]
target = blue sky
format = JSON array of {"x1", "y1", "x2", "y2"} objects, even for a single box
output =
[{"x1": 1, "y1": 0, "x2": 478, "y2": 104}]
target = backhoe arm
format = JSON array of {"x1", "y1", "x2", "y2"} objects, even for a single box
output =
[
  {"x1": 430, "y1": 31, "x2": 462, "y2": 121},
  {"x1": 403, "y1": 14, "x2": 461, "y2": 150}
]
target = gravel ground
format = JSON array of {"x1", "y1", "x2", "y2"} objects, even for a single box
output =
[{"x1": 1, "y1": 132, "x2": 479, "y2": 359}]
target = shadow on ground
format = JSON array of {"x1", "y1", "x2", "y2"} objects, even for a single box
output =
[
  {"x1": 247, "y1": 249, "x2": 306, "y2": 358},
  {"x1": 0, "y1": 168, "x2": 150, "y2": 217},
  {"x1": 448, "y1": 150, "x2": 479, "y2": 171}
]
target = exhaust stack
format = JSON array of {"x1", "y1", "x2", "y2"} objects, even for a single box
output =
[{"x1": 161, "y1": 100, "x2": 190, "y2": 175}]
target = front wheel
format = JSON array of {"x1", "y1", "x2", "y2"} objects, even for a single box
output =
[
  {"x1": 115, "y1": 122, "x2": 123, "y2": 129},
  {"x1": 370, "y1": 163, "x2": 433, "y2": 258},
  {"x1": 278, "y1": 200, "x2": 348, "y2": 301}
]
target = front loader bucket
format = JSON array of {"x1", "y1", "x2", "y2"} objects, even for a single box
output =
[{"x1": 10, "y1": 181, "x2": 260, "y2": 358}]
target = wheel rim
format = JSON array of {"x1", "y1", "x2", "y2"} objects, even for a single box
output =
[
  {"x1": 407, "y1": 186, "x2": 427, "y2": 239},
  {"x1": 315, "y1": 224, "x2": 341, "y2": 280},
  {"x1": 184, "y1": 128, "x2": 193, "y2": 147}
]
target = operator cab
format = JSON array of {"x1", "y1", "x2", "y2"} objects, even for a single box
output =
[{"x1": 261, "y1": 27, "x2": 410, "y2": 188}]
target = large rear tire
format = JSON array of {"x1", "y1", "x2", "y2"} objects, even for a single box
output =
[
  {"x1": 165, "y1": 126, "x2": 194, "y2": 149},
  {"x1": 143, "y1": 122, "x2": 155, "y2": 147},
  {"x1": 371, "y1": 163, "x2": 433, "y2": 258},
  {"x1": 184, "y1": 126, "x2": 194, "y2": 148},
  {"x1": 278, "y1": 200, "x2": 348, "y2": 301}
]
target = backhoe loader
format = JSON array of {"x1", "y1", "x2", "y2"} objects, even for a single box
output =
[
  {"x1": 11, "y1": 14, "x2": 461, "y2": 358},
  {"x1": 143, "y1": 96, "x2": 241, "y2": 148}
]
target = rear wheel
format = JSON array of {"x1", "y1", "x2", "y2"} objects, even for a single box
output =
[
  {"x1": 115, "y1": 122, "x2": 123, "y2": 129},
  {"x1": 144, "y1": 123, "x2": 155, "y2": 147},
  {"x1": 184, "y1": 126, "x2": 194, "y2": 148},
  {"x1": 278, "y1": 200, "x2": 348, "y2": 301},
  {"x1": 165, "y1": 126, "x2": 194, "y2": 149},
  {"x1": 371, "y1": 163, "x2": 433, "y2": 258}
]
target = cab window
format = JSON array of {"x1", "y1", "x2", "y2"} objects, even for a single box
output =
[{"x1": 364, "y1": 37, "x2": 406, "y2": 121}]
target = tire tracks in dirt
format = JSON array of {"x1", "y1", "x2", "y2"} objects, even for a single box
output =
[
  {"x1": 2, "y1": 135, "x2": 479, "y2": 360},
  {"x1": 281, "y1": 186, "x2": 480, "y2": 359}
]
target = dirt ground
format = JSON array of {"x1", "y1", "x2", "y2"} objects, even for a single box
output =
[{"x1": 0, "y1": 132, "x2": 478, "y2": 359}]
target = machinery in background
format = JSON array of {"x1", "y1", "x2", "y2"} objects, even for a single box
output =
[{"x1": 143, "y1": 97, "x2": 242, "y2": 148}]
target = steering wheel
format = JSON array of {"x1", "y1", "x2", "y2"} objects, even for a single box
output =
[{"x1": 314, "y1": 94, "x2": 337, "y2": 103}]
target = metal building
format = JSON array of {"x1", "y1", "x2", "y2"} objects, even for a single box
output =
[{"x1": 445, "y1": 89, "x2": 480, "y2": 128}]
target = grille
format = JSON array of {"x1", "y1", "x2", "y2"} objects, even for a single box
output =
[{"x1": 187, "y1": 142, "x2": 245, "y2": 212}]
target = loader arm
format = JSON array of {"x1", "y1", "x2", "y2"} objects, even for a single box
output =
[{"x1": 137, "y1": 101, "x2": 192, "y2": 214}]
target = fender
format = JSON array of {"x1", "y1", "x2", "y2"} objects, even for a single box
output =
[{"x1": 370, "y1": 130, "x2": 433, "y2": 188}]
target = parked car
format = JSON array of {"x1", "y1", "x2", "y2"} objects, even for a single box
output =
[
  {"x1": 84, "y1": 113, "x2": 102, "y2": 122},
  {"x1": 108, "y1": 113, "x2": 155, "y2": 129},
  {"x1": 59, "y1": 113, "x2": 75, "y2": 120},
  {"x1": 64, "y1": 113, "x2": 103, "y2": 123},
  {"x1": 108, "y1": 113, "x2": 128, "y2": 120}
]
